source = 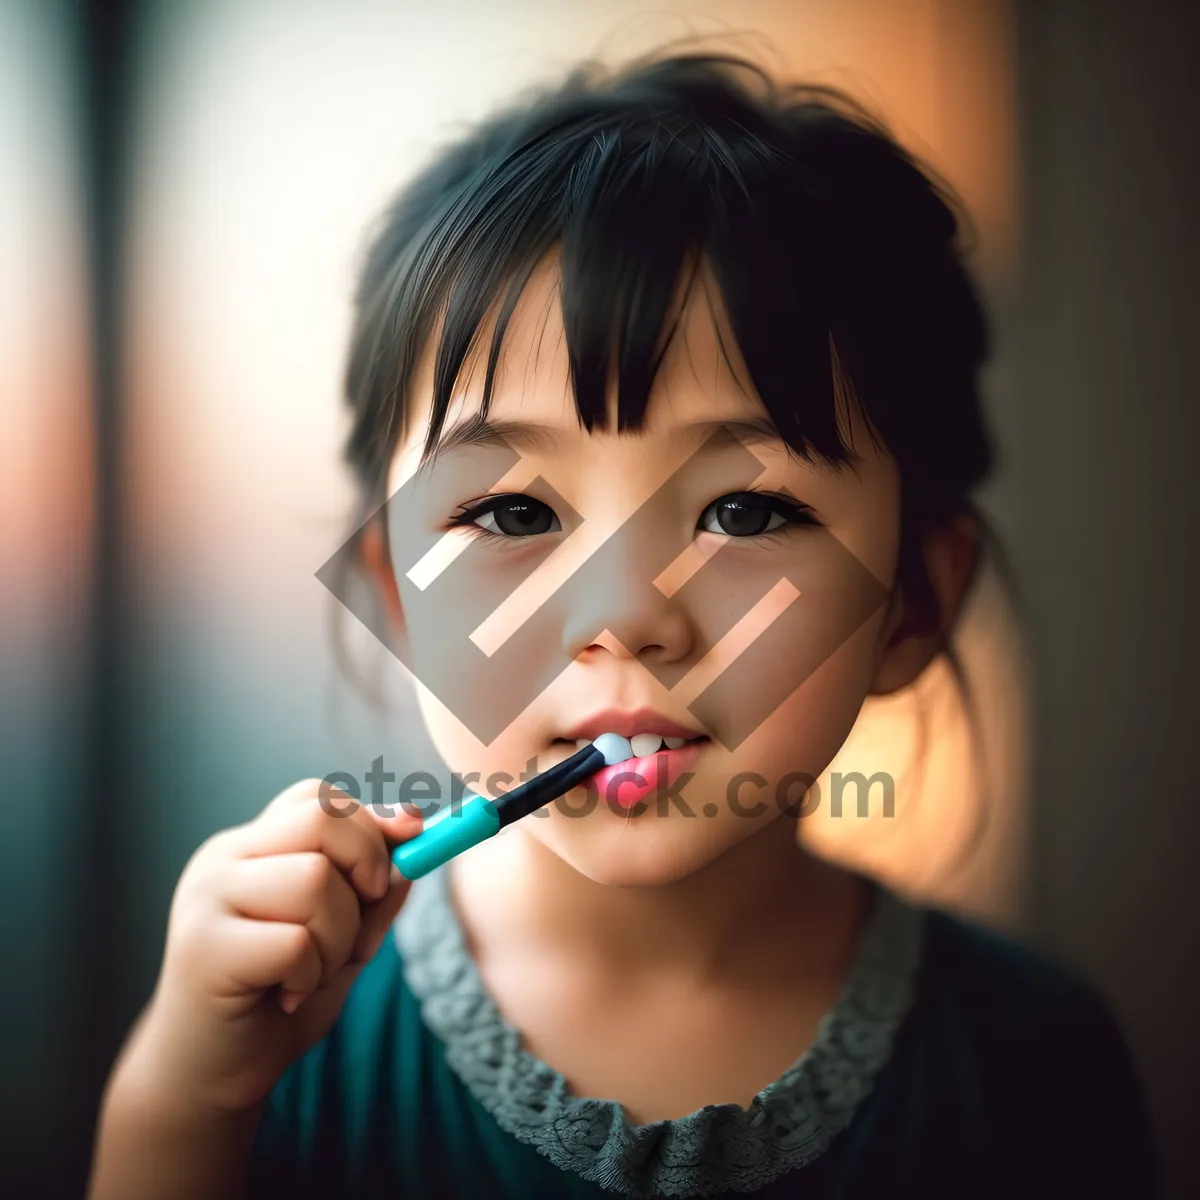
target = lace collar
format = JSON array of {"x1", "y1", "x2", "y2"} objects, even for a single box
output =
[{"x1": 393, "y1": 865, "x2": 925, "y2": 1197}]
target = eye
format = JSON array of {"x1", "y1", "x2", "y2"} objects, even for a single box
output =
[
  {"x1": 453, "y1": 494, "x2": 562, "y2": 538},
  {"x1": 699, "y1": 492, "x2": 814, "y2": 538}
]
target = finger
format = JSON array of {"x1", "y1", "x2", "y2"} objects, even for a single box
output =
[
  {"x1": 270, "y1": 776, "x2": 428, "y2": 846},
  {"x1": 286, "y1": 778, "x2": 423, "y2": 887},
  {"x1": 221, "y1": 853, "x2": 362, "y2": 985},
  {"x1": 234, "y1": 785, "x2": 391, "y2": 903},
  {"x1": 358, "y1": 796, "x2": 426, "y2": 850},
  {"x1": 261, "y1": 777, "x2": 421, "y2": 835},
  {"x1": 209, "y1": 915, "x2": 323, "y2": 999},
  {"x1": 348, "y1": 865, "x2": 413, "y2": 965},
  {"x1": 259, "y1": 776, "x2": 359, "y2": 820}
]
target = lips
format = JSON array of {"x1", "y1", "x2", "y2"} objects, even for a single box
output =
[
  {"x1": 574, "y1": 732, "x2": 705, "y2": 756},
  {"x1": 549, "y1": 707, "x2": 711, "y2": 812},
  {"x1": 560, "y1": 707, "x2": 707, "y2": 743},
  {"x1": 588, "y1": 740, "x2": 706, "y2": 809}
]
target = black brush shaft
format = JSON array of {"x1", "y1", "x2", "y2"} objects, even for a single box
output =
[{"x1": 493, "y1": 744, "x2": 606, "y2": 827}]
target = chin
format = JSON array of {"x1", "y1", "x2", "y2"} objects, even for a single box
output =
[{"x1": 531, "y1": 810, "x2": 761, "y2": 888}]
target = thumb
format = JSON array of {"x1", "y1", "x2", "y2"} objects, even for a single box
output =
[
  {"x1": 379, "y1": 864, "x2": 413, "y2": 922},
  {"x1": 350, "y1": 865, "x2": 413, "y2": 966}
]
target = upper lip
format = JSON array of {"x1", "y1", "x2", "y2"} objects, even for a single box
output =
[{"x1": 559, "y1": 707, "x2": 708, "y2": 742}]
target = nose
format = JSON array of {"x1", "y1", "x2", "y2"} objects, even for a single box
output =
[{"x1": 559, "y1": 515, "x2": 695, "y2": 667}]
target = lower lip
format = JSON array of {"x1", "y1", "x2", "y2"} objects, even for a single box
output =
[{"x1": 586, "y1": 740, "x2": 707, "y2": 809}]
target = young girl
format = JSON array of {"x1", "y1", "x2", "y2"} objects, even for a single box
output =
[{"x1": 89, "y1": 49, "x2": 1161, "y2": 1200}]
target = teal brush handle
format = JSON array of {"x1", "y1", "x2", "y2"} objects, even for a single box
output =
[
  {"x1": 391, "y1": 741, "x2": 624, "y2": 881},
  {"x1": 391, "y1": 792, "x2": 500, "y2": 881}
]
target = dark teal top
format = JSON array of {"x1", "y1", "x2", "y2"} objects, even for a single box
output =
[{"x1": 247, "y1": 869, "x2": 1161, "y2": 1199}]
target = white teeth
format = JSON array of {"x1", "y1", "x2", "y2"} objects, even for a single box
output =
[
  {"x1": 629, "y1": 732, "x2": 664, "y2": 758},
  {"x1": 591, "y1": 732, "x2": 634, "y2": 766},
  {"x1": 578, "y1": 731, "x2": 700, "y2": 765}
]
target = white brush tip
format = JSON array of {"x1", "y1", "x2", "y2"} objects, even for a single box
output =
[{"x1": 591, "y1": 733, "x2": 634, "y2": 766}]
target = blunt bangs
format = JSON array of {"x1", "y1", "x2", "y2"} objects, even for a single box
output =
[{"x1": 345, "y1": 52, "x2": 990, "y2": 523}]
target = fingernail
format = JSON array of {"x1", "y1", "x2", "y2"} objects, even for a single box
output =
[{"x1": 279, "y1": 989, "x2": 307, "y2": 1014}]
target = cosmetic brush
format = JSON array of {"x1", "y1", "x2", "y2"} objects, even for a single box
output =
[{"x1": 391, "y1": 733, "x2": 634, "y2": 881}]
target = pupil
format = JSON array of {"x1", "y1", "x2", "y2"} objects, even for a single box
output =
[
  {"x1": 496, "y1": 499, "x2": 553, "y2": 536},
  {"x1": 719, "y1": 498, "x2": 769, "y2": 536}
]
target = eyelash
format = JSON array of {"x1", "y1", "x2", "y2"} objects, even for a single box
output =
[{"x1": 447, "y1": 490, "x2": 820, "y2": 544}]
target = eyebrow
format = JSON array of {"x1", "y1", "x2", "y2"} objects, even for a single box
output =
[
  {"x1": 686, "y1": 417, "x2": 789, "y2": 449},
  {"x1": 429, "y1": 413, "x2": 789, "y2": 458},
  {"x1": 431, "y1": 414, "x2": 565, "y2": 457}
]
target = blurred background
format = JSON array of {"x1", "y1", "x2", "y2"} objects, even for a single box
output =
[{"x1": 2, "y1": 0, "x2": 1197, "y2": 1194}]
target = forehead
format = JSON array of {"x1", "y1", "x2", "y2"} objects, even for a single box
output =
[{"x1": 401, "y1": 249, "x2": 770, "y2": 443}]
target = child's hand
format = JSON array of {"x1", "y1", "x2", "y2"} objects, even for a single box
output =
[{"x1": 123, "y1": 779, "x2": 422, "y2": 1115}]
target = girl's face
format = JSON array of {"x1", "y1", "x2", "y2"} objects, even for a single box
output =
[{"x1": 382, "y1": 254, "x2": 904, "y2": 887}]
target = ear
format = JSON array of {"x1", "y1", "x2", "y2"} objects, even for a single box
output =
[
  {"x1": 868, "y1": 510, "x2": 982, "y2": 696},
  {"x1": 359, "y1": 516, "x2": 410, "y2": 656}
]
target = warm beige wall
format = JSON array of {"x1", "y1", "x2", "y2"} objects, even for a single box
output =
[{"x1": 809, "y1": 556, "x2": 1029, "y2": 928}]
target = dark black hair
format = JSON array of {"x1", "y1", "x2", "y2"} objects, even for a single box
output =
[{"x1": 332, "y1": 46, "x2": 1013, "y2": 862}]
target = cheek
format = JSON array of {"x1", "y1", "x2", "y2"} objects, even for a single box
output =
[
  {"x1": 729, "y1": 609, "x2": 887, "y2": 783},
  {"x1": 414, "y1": 686, "x2": 552, "y2": 794},
  {"x1": 394, "y1": 555, "x2": 569, "y2": 751},
  {"x1": 682, "y1": 525, "x2": 892, "y2": 755},
  {"x1": 414, "y1": 689, "x2": 474, "y2": 772},
  {"x1": 516, "y1": 616, "x2": 887, "y2": 887}
]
